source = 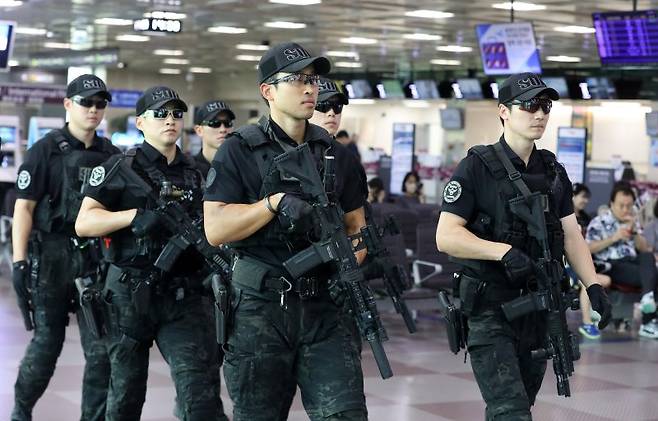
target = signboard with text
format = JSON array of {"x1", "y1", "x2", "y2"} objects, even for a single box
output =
[
  {"x1": 476, "y1": 22, "x2": 542, "y2": 75},
  {"x1": 390, "y1": 123, "x2": 415, "y2": 195},
  {"x1": 556, "y1": 127, "x2": 587, "y2": 184}
]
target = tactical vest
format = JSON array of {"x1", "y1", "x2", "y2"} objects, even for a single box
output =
[
  {"x1": 33, "y1": 129, "x2": 114, "y2": 234},
  {"x1": 101, "y1": 147, "x2": 202, "y2": 263},
  {"x1": 462, "y1": 143, "x2": 565, "y2": 278},
  {"x1": 229, "y1": 118, "x2": 333, "y2": 250}
]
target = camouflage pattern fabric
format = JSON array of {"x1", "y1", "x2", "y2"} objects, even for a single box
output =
[
  {"x1": 467, "y1": 308, "x2": 547, "y2": 421},
  {"x1": 12, "y1": 239, "x2": 110, "y2": 421},
  {"x1": 223, "y1": 283, "x2": 367, "y2": 421},
  {"x1": 103, "y1": 271, "x2": 222, "y2": 421}
]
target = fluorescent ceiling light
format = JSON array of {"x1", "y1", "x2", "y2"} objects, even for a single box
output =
[
  {"x1": 14, "y1": 27, "x2": 47, "y2": 35},
  {"x1": 190, "y1": 67, "x2": 212, "y2": 73},
  {"x1": 554, "y1": 25, "x2": 596, "y2": 34},
  {"x1": 236, "y1": 54, "x2": 261, "y2": 61},
  {"x1": 159, "y1": 68, "x2": 181, "y2": 74},
  {"x1": 8, "y1": 59, "x2": 19, "y2": 66},
  {"x1": 492, "y1": 2, "x2": 546, "y2": 11},
  {"x1": 436, "y1": 45, "x2": 472, "y2": 53},
  {"x1": 154, "y1": 49, "x2": 184, "y2": 56},
  {"x1": 340, "y1": 36, "x2": 377, "y2": 45},
  {"x1": 405, "y1": 10, "x2": 454, "y2": 19},
  {"x1": 430, "y1": 59, "x2": 461, "y2": 65},
  {"x1": 236, "y1": 43, "x2": 269, "y2": 51},
  {"x1": 264, "y1": 21, "x2": 306, "y2": 29},
  {"x1": 208, "y1": 25, "x2": 247, "y2": 34},
  {"x1": 546, "y1": 55, "x2": 581, "y2": 62},
  {"x1": 0, "y1": 1, "x2": 23, "y2": 7},
  {"x1": 95, "y1": 18, "x2": 133, "y2": 26},
  {"x1": 327, "y1": 50, "x2": 359, "y2": 58},
  {"x1": 404, "y1": 33, "x2": 442, "y2": 41},
  {"x1": 44, "y1": 42, "x2": 71, "y2": 49},
  {"x1": 269, "y1": 0, "x2": 321, "y2": 4},
  {"x1": 146, "y1": 11, "x2": 186, "y2": 19},
  {"x1": 116, "y1": 34, "x2": 150, "y2": 42},
  {"x1": 335, "y1": 61, "x2": 362, "y2": 68},
  {"x1": 163, "y1": 58, "x2": 190, "y2": 64},
  {"x1": 350, "y1": 99, "x2": 376, "y2": 105}
]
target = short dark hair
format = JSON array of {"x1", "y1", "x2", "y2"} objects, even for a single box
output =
[
  {"x1": 368, "y1": 177, "x2": 384, "y2": 192},
  {"x1": 609, "y1": 182, "x2": 636, "y2": 204},
  {"x1": 573, "y1": 183, "x2": 591, "y2": 197},
  {"x1": 336, "y1": 130, "x2": 349, "y2": 139}
]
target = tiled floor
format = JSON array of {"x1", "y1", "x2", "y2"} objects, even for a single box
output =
[{"x1": 1, "y1": 277, "x2": 657, "y2": 420}]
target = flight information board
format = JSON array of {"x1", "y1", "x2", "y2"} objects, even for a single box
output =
[{"x1": 593, "y1": 10, "x2": 658, "y2": 65}]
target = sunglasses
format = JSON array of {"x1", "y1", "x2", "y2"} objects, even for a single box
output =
[
  {"x1": 143, "y1": 109, "x2": 185, "y2": 119},
  {"x1": 507, "y1": 98, "x2": 552, "y2": 114},
  {"x1": 72, "y1": 95, "x2": 108, "y2": 109},
  {"x1": 315, "y1": 101, "x2": 344, "y2": 114},
  {"x1": 204, "y1": 119, "x2": 234, "y2": 128},
  {"x1": 267, "y1": 72, "x2": 321, "y2": 86}
]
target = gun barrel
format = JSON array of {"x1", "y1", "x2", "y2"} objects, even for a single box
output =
[{"x1": 368, "y1": 337, "x2": 393, "y2": 379}]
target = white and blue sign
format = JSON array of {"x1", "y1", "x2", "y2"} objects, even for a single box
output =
[
  {"x1": 0, "y1": 21, "x2": 15, "y2": 72},
  {"x1": 556, "y1": 127, "x2": 587, "y2": 184},
  {"x1": 476, "y1": 22, "x2": 542, "y2": 75},
  {"x1": 109, "y1": 89, "x2": 142, "y2": 109},
  {"x1": 390, "y1": 123, "x2": 415, "y2": 195}
]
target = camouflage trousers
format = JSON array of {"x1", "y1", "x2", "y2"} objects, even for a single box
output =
[
  {"x1": 467, "y1": 308, "x2": 547, "y2": 421},
  {"x1": 12, "y1": 238, "x2": 110, "y2": 421},
  {"x1": 223, "y1": 283, "x2": 368, "y2": 421},
  {"x1": 102, "y1": 267, "x2": 222, "y2": 421}
]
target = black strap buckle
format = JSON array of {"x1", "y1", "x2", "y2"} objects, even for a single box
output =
[
  {"x1": 298, "y1": 277, "x2": 320, "y2": 299},
  {"x1": 508, "y1": 171, "x2": 522, "y2": 181}
]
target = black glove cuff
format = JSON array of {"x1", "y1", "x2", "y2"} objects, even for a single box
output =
[{"x1": 13, "y1": 260, "x2": 27, "y2": 270}]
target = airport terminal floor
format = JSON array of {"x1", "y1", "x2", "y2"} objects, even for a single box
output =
[{"x1": 1, "y1": 274, "x2": 658, "y2": 421}]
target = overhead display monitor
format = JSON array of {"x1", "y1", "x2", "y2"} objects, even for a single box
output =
[
  {"x1": 647, "y1": 111, "x2": 658, "y2": 137},
  {"x1": 411, "y1": 80, "x2": 439, "y2": 99},
  {"x1": 455, "y1": 78, "x2": 483, "y2": 99},
  {"x1": 593, "y1": 10, "x2": 658, "y2": 65},
  {"x1": 586, "y1": 77, "x2": 616, "y2": 99},
  {"x1": 476, "y1": 22, "x2": 542, "y2": 75},
  {"x1": 440, "y1": 108, "x2": 464, "y2": 130},
  {"x1": 542, "y1": 77, "x2": 569, "y2": 98},
  {"x1": 0, "y1": 21, "x2": 16, "y2": 72},
  {"x1": 0, "y1": 125, "x2": 17, "y2": 144},
  {"x1": 345, "y1": 80, "x2": 373, "y2": 99},
  {"x1": 376, "y1": 80, "x2": 405, "y2": 99}
]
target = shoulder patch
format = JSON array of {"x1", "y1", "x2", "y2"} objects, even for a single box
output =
[
  {"x1": 443, "y1": 180, "x2": 462, "y2": 203},
  {"x1": 88, "y1": 166, "x2": 106, "y2": 187},
  {"x1": 206, "y1": 167, "x2": 217, "y2": 189},
  {"x1": 17, "y1": 170, "x2": 31, "y2": 190}
]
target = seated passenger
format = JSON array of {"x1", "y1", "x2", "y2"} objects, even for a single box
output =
[
  {"x1": 572, "y1": 183, "x2": 611, "y2": 339},
  {"x1": 399, "y1": 171, "x2": 426, "y2": 205},
  {"x1": 367, "y1": 177, "x2": 387, "y2": 204},
  {"x1": 586, "y1": 183, "x2": 658, "y2": 338}
]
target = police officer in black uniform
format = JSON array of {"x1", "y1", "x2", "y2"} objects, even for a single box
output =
[
  {"x1": 204, "y1": 42, "x2": 368, "y2": 421},
  {"x1": 75, "y1": 86, "x2": 222, "y2": 420},
  {"x1": 193, "y1": 100, "x2": 235, "y2": 177},
  {"x1": 11, "y1": 74, "x2": 119, "y2": 421},
  {"x1": 436, "y1": 73, "x2": 613, "y2": 420}
]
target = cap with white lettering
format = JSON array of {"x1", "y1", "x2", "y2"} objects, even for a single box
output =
[
  {"x1": 66, "y1": 74, "x2": 112, "y2": 101},
  {"x1": 258, "y1": 42, "x2": 331, "y2": 84},
  {"x1": 136, "y1": 86, "x2": 188, "y2": 115},
  {"x1": 498, "y1": 72, "x2": 559, "y2": 104}
]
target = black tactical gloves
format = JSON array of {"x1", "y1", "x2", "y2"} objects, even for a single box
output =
[
  {"x1": 586, "y1": 284, "x2": 612, "y2": 330},
  {"x1": 12, "y1": 260, "x2": 30, "y2": 300},
  {"x1": 501, "y1": 248, "x2": 535, "y2": 288},
  {"x1": 131, "y1": 209, "x2": 161, "y2": 237},
  {"x1": 276, "y1": 194, "x2": 314, "y2": 232}
]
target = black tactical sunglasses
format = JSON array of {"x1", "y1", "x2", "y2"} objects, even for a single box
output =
[
  {"x1": 507, "y1": 97, "x2": 552, "y2": 114},
  {"x1": 72, "y1": 95, "x2": 108, "y2": 110},
  {"x1": 204, "y1": 119, "x2": 234, "y2": 128},
  {"x1": 144, "y1": 109, "x2": 185, "y2": 119},
  {"x1": 315, "y1": 101, "x2": 344, "y2": 114}
]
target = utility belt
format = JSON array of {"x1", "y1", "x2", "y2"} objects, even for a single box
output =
[
  {"x1": 232, "y1": 256, "x2": 328, "y2": 306},
  {"x1": 104, "y1": 264, "x2": 203, "y2": 316}
]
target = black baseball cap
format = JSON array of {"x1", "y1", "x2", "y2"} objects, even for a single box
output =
[
  {"x1": 318, "y1": 78, "x2": 349, "y2": 104},
  {"x1": 258, "y1": 42, "x2": 331, "y2": 84},
  {"x1": 498, "y1": 73, "x2": 559, "y2": 104},
  {"x1": 66, "y1": 74, "x2": 112, "y2": 101},
  {"x1": 194, "y1": 100, "x2": 236, "y2": 125},
  {"x1": 136, "y1": 86, "x2": 188, "y2": 116}
]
